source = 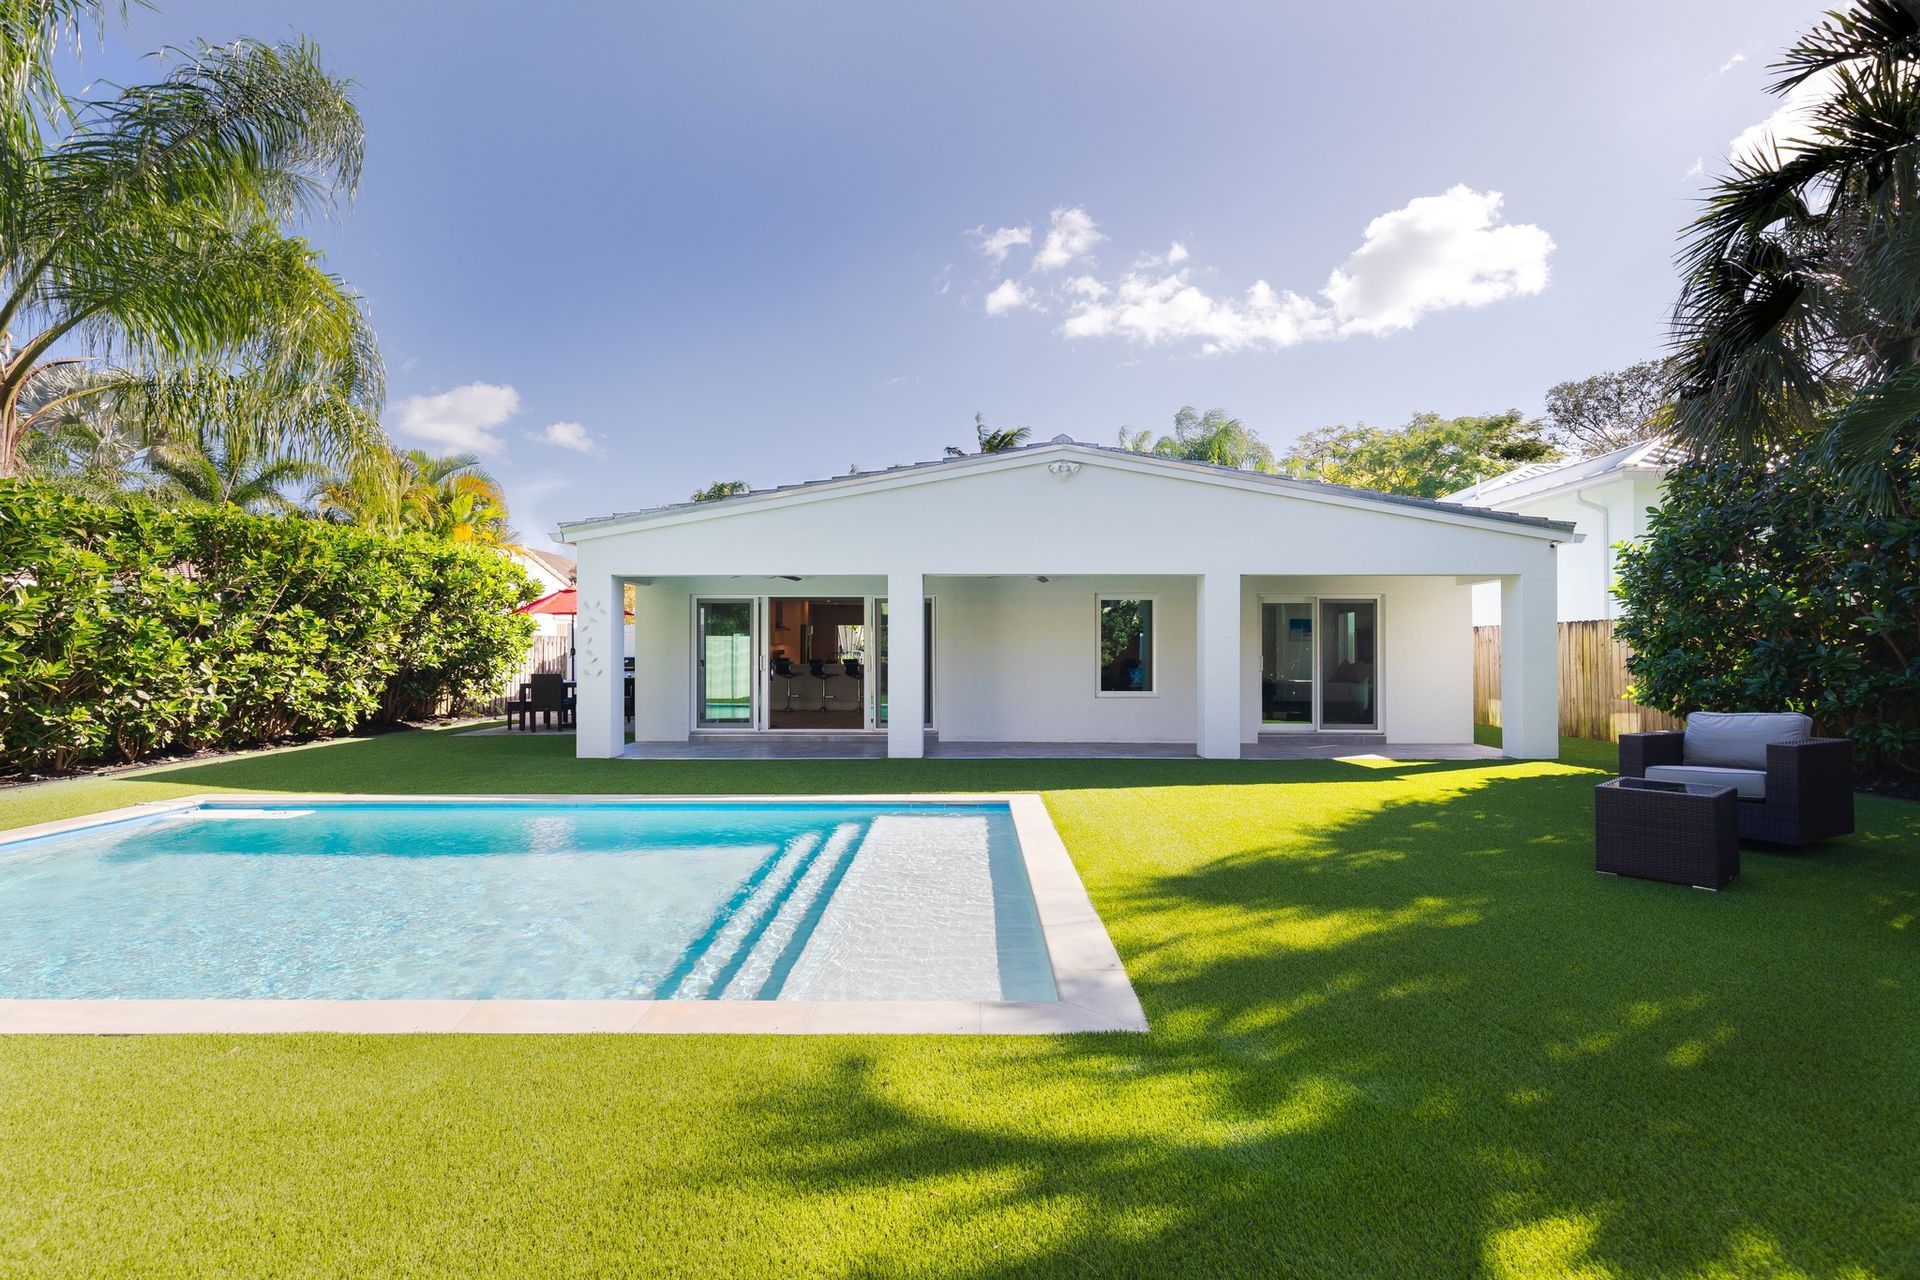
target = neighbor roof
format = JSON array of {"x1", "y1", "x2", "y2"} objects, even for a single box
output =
[
  {"x1": 511, "y1": 545, "x2": 577, "y2": 583},
  {"x1": 558, "y1": 438, "x2": 1579, "y2": 541},
  {"x1": 1444, "y1": 437, "x2": 1681, "y2": 508}
]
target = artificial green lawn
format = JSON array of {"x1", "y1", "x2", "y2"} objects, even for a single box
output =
[{"x1": 0, "y1": 729, "x2": 1915, "y2": 1278}]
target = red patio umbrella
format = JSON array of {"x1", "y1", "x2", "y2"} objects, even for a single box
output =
[{"x1": 520, "y1": 587, "x2": 578, "y2": 616}]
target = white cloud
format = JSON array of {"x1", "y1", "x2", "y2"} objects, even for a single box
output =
[
  {"x1": 534, "y1": 420, "x2": 599, "y2": 454},
  {"x1": 969, "y1": 224, "x2": 1032, "y2": 263},
  {"x1": 1321, "y1": 185, "x2": 1553, "y2": 335},
  {"x1": 1032, "y1": 206, "x2": 1103, "y2": 270},
  {"x1": 1166, "y1": 241, "x2": 1190, "y2": 264},
  {"x1": 394, "y1": 382, "x2": 520, "y2": 455},
  {"x1": 984, "y1": 278, "x2": 1034, "y2": 315},
  {"x1": 1047, "y1": 186, "x2": 1552, "y2": 353},
  {"x1": 1731, "y1": 65, "x2": 1840, "y2": 165},
  {"x1": 1683, "y1": 156, "x2": 1705, "y2": 179},
  {"x1": 1719, "y1": 51, "x2": 1746, "y2": 73}
]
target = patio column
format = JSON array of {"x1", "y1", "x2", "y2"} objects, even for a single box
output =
[
  {"x1": 1196, "y1": 570, "x2": 1243, "y2": 760},
  {"x1": 886, "y1": 570, "x2": 925, "y2": 759},
  {"x1": 1500, "y1": 569, "x2": 1559, "y2": 760},
  {"x1": 574, "y1": 571, "x2": 627, "y2": 760}
]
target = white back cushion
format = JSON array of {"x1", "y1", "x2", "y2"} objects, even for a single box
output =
[{"x1": 1684, "y1": 711, "x2": 1811, "y2": 769}]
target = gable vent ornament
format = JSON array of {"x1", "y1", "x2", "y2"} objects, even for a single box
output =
[{"x1": 1046, "y1": 437, "x2": 1081, "y2": 478}]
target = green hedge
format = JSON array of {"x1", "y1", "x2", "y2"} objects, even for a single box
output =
[
  {"x1": 1615, "y1": 439, "x2": 1919, "y2": 773},
  {"x1": 0, "y1": 482, "x2": 537, "y2": 773}
]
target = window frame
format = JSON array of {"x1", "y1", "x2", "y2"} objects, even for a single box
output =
[{"x1": 1093, "y1": 594, "x2": 1159, "y2": 698}]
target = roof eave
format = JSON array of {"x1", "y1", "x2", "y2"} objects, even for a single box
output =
[{"x1": 560, "y1": 442, "x2": 1579, "y2": 542}]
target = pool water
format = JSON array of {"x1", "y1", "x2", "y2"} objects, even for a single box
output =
[{"x1": 0, "y1": 802, "x2": 1056, "y2": 1002}]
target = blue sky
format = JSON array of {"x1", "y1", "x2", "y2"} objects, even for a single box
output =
[{"x1": 88, "y1": 1, "x2": 1817, "y2": 547}]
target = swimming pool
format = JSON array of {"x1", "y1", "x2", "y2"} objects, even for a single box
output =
[{"x1": 0, "y1": 798, "x2": 1070, "y2": 1005}]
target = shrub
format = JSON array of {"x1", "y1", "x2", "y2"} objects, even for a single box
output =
[
  {"x1": 1615, "y1": 437, "x2": 1920, "y2": 773},
  {"x1": 0, "y1": 483, "x2": 536, "y2": 773}
]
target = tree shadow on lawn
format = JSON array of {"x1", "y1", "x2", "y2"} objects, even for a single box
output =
[{"x1": 725, "y1": 767, "x2": 1920, "y2": 1279}]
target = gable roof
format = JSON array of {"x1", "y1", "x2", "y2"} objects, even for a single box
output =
[
  {"x1": 559, "y1": 438, "x2": 1579, "y2": 543},
  {"x1": 1444, "y1": 437, "x2": 1681, "y2": 509},
  {"x1": 508, "y1": 545, "x2": 576, "y2": 583}
]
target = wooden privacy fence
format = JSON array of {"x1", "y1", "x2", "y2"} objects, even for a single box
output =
[{"x1": 1474, "y1": 619, "x2": 1684, "y2": 743}]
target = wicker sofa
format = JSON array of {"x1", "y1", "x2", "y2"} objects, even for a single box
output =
[{"x1": 1619, "y1": 711, "x2": 1854, "y2": 847}]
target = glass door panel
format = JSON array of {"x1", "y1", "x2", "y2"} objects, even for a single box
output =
[
  {"x1": 696, "y1": 600, "x2": 755, "y2": 727},
  {"x1": 875, "y1": 597, "x2": 934, "y2": 727},
  {"x1": 1318, "y1": 600, "x2": 1377, "y2": 729},
  {"x1": 1260, "y1": 601, "x2": 1315, "y2": 725}
]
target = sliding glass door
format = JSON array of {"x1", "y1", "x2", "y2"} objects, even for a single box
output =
[
  {"x1": 1260, "y1": 597, "x2": 1379, "y2": 730},
  {"x1": 1260, "y1": 601, "x2": 1315, "y2": 725},
  {"x1": 695, "y1": 599, "x2": 755, "y2": 727},
  {"x1": 1319, "y1": 600, "x2": 1378, "y2": 729}
]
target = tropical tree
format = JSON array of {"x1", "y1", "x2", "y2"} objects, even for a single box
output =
[
  {"x1": 0, "y1": 12, "x2": 383, "y2": 477},
  {"x1": 403, "y1": 449, "x2": 508, "y2": 539},
  {"x1": 691, "y1": 479, "x2": 751, "y2": 501},
  {"x1": 947, "y1": 412, "x2": 1030, "y2": 456},
  {"x1": 1118, "y1": 406, "x2": 1275, "y2": 471},
  {"x1": 1279, "y1": 411, "x2": 1559, "y2": 498},
  {"x1": 313, "y1": 447, "x2": 512, "y2": 545},
  {"x1": 13, "y1": 362, "x2": 147, "y2": 497},
  {"x1": 146, "y1": 420, "x2": 324, "y2": 514},
  {"x1": 1544, "y1": 358, "x2": 1679, "y2": 456},
  {"x1": 1669, "y1": 0, "x2": 1920, "y2": 496}
]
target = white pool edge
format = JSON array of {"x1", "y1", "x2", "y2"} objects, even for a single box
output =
[{"x1": 0, "y1": 793, "x2": 1148, "y2": 1036}]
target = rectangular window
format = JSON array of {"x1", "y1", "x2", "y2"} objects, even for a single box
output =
[{"x1": 1097, "y1": 598, "x2": 1155, "y2": 694}]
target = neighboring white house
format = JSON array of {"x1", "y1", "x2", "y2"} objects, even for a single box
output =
[
  {"x1": 1446, "y1": 439, "x2": 1677, "y2": 626},
  {"x1": 503, "y1": 545, "x2": 576, "y2": 642},
  {"x1": 556, "y1": 437, "x2": 1576, "y2": 761}
]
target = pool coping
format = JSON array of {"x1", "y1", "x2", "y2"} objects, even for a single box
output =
[{"x1": 0, "y1": 793, "x2": 1148, "y2": 1036}]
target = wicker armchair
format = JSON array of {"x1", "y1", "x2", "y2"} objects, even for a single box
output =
[{"x1": 1620, "y1": 728, "x2": 1854, "y2": 847}]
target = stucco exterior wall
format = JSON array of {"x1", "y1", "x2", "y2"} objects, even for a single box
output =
[{"x1": 568, "y1": 447, "x2": 1565, "y2": 759}]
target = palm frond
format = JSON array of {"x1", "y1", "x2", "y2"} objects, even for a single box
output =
[{"x1": 1772, "y1": 0, "x2": 1920, "y2": 92}]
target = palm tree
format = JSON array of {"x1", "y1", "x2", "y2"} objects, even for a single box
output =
[
  {"x1": 146, "y1": 420, "x2": 325, "y2": 514},
  {"x1": 0, "y1": 18, "x2": 383, "y2": 477},
  {"x1": 313, "y1": 447, "x2": 513, "y2": 545},
  {"x1": 401, "y1": 449, "x2": 511, "y2": 543},
  {"x1": 311, "y1": 446, "x2": 414, "y2": 532},
  {"x1": 954, "y1": 412, "x2": 1030, "y2": 455},
  {"x1": 1117, "y1": 406, "x2": 1276, "y2": 472},
  {"x1": 1670, "y1": 0, "x2": 1920, "y2": 495},
  {"x1": 691, "y1": 479, "x2": 750, "y2": 502},
  {"x1": 13, "y1": 362, "x2": 147, "y2": 498}
]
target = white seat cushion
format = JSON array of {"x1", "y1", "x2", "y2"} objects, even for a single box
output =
[
  {"x1": 1684, "y1": 711, "x2": 1810, "y2": 769},
  {"x1": 1645, "y1": 764, "x2": 1767, "y2": 800}
]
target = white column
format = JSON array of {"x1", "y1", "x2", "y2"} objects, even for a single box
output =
[
  {"x1": 574, "y1": 570, "x2": 627, "y2": 759},
  {"x1": 1500, "y1": 569, "x2": 1559, "y2": 759},
  {"x1": 886, "y1": 571, "x2": 925, "y2": 759},
  {"x1": 1196, "y1": 570, "x2": 1243, "y2": 760}
]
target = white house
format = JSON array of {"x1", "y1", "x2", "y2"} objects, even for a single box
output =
[
  {"x1": 557, "y1": 438, "x2": 1576, "y2": 761},
  {"x1": 1446, "y1": 439, "x2": 1676, "y2": 626},
  {"x1": 502, "y1": 544, "x2": 577, "y2": 644}
]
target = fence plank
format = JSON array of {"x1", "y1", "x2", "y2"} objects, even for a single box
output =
[{"x1": 1473, "y1": 619, "x2": 1682, "y2": 742}]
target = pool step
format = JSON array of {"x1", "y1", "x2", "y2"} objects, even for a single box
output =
[
  {"x1": 669, "y1": 830, "x2": 823, "y2": 1000},
  {"x1": 716, "y1": 823, "x2": 865, "y2": 1000}
]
